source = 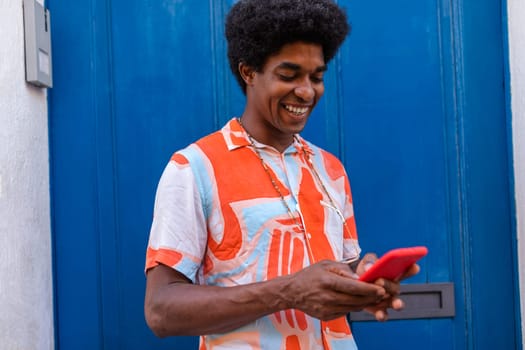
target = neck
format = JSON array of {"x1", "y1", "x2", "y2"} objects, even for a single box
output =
[{"x1": 238, "y1": 116, "x2": 295, "y2": 153}]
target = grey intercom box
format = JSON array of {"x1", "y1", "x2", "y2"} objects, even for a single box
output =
[{"x1": 23, "y1": 0, "x2": 52, "y2": 88}]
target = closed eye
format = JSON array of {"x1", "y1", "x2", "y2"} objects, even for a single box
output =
[
  {"x1": 279, "y1": 74, "x2": 296, "y2": 82},
  {"x1": 310, "y1": 75, "x2": 324, "y2": 84}
]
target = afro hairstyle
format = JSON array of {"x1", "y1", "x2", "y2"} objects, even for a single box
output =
[{"x1": 225, "y1": 0, "x2": 350, "y2": 93}]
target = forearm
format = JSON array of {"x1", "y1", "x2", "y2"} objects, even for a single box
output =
[
  {"x1": 145, "y1": 260, "x2": 390, "y2": 337},
  {"x1": 145, "y1": 274, "x2": 295, "y2": 337}
]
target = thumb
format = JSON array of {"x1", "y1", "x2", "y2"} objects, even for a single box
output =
[{"x1": 357, "y1": 253, "x2": 378, "y2": 275}]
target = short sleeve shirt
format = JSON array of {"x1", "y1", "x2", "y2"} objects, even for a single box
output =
[{"x1": 146, "y1": 118, "x2": 361, "y2": 350}]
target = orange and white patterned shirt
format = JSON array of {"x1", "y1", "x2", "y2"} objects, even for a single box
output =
[{"x1": 146, "y1": 118, "x2": 361, "y2": 350}]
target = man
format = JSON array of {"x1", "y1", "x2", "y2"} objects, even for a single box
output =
[{"x1": 144, "y1": 0, "x2": 419, "y2": 349}]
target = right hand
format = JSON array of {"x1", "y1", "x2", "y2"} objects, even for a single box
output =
[{"x1": 285, "y1": 259, "x2": 388, "y2": 321}]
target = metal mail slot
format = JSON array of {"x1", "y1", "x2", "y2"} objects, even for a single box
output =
[{"x1": 349, "y1": 282, "x2": 455, "y2": 321}]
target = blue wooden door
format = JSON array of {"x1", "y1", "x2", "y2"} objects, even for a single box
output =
[{"x1": 48, "y1": 0, "x2": 520, "y2": 349}]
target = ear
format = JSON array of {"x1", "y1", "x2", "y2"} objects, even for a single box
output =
[{"x1": 238, "y1": 62, "x2": 256, "y2": 86}]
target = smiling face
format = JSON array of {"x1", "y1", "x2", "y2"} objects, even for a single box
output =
[{"x1": 239, "y1": 42, "x2": 326, "y2": 152}]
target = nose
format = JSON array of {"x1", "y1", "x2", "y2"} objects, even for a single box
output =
[{"x1": 294, "y1": 80, "x2": 315, "y2": 102}]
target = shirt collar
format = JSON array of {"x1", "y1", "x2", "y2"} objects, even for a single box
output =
[{"x1": 222, "y1": 118, "x2": 315, "y2": 157}]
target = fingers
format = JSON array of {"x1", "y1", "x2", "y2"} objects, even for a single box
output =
[
  {"x1": 355, "y1": 253, "x2": 378, "y2": 276},
  {"x1": 320, "y1": 260, "x2": 384, "y2": 297},
  {"x1": 330, "y1": 274, "x2": 386, "y2": 298},
  {"x1": 363, "y1": 306, "x2": 389, "y2": 322},
  {"x1": 399, "y1": 263, "x2": 420, "y2": 280},
  {"x1": 327, "y1": 263, "x2": 358, "y2": 279},
  {"x1": 391, "y1": 297, "x2": 404, "y2": 310},
  {"x1": 373, "y1": 278, "x2": 400, "y2": 297},
  {"x1": 365, "y1": 296, "x2": 405, "y2": 322},
  {"x1": 374, "y1": 309, "x2": 388, "y2": 322}
]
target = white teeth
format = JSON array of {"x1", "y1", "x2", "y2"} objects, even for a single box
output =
[{"x1": 284, "y1": 105, "x2": 309, "y2": 115}]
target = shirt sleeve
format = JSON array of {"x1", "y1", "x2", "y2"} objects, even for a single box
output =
[{"x1": 145, "y1": 155, "x2": 207, "y2": 284}]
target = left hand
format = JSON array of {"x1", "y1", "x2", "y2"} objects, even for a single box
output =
[{"x1": 355, "y1": 253, "x2": 421, "y2": 321}]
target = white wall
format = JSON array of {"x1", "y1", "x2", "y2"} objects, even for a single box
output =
[
  {"x1": 0, "y1": 1, "x2": 54, "y2": 350},
  {"x1": 508, "y1": 0, "x2": 525, "y2": 345}
]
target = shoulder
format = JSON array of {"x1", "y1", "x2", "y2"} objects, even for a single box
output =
[{"x1": 169, "y1": 130, "x2": 225, "y2": 165}]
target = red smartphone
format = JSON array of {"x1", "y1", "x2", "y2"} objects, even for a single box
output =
[{"x1": 358, "y1": 246, "x2": 428, "y2": 282}]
